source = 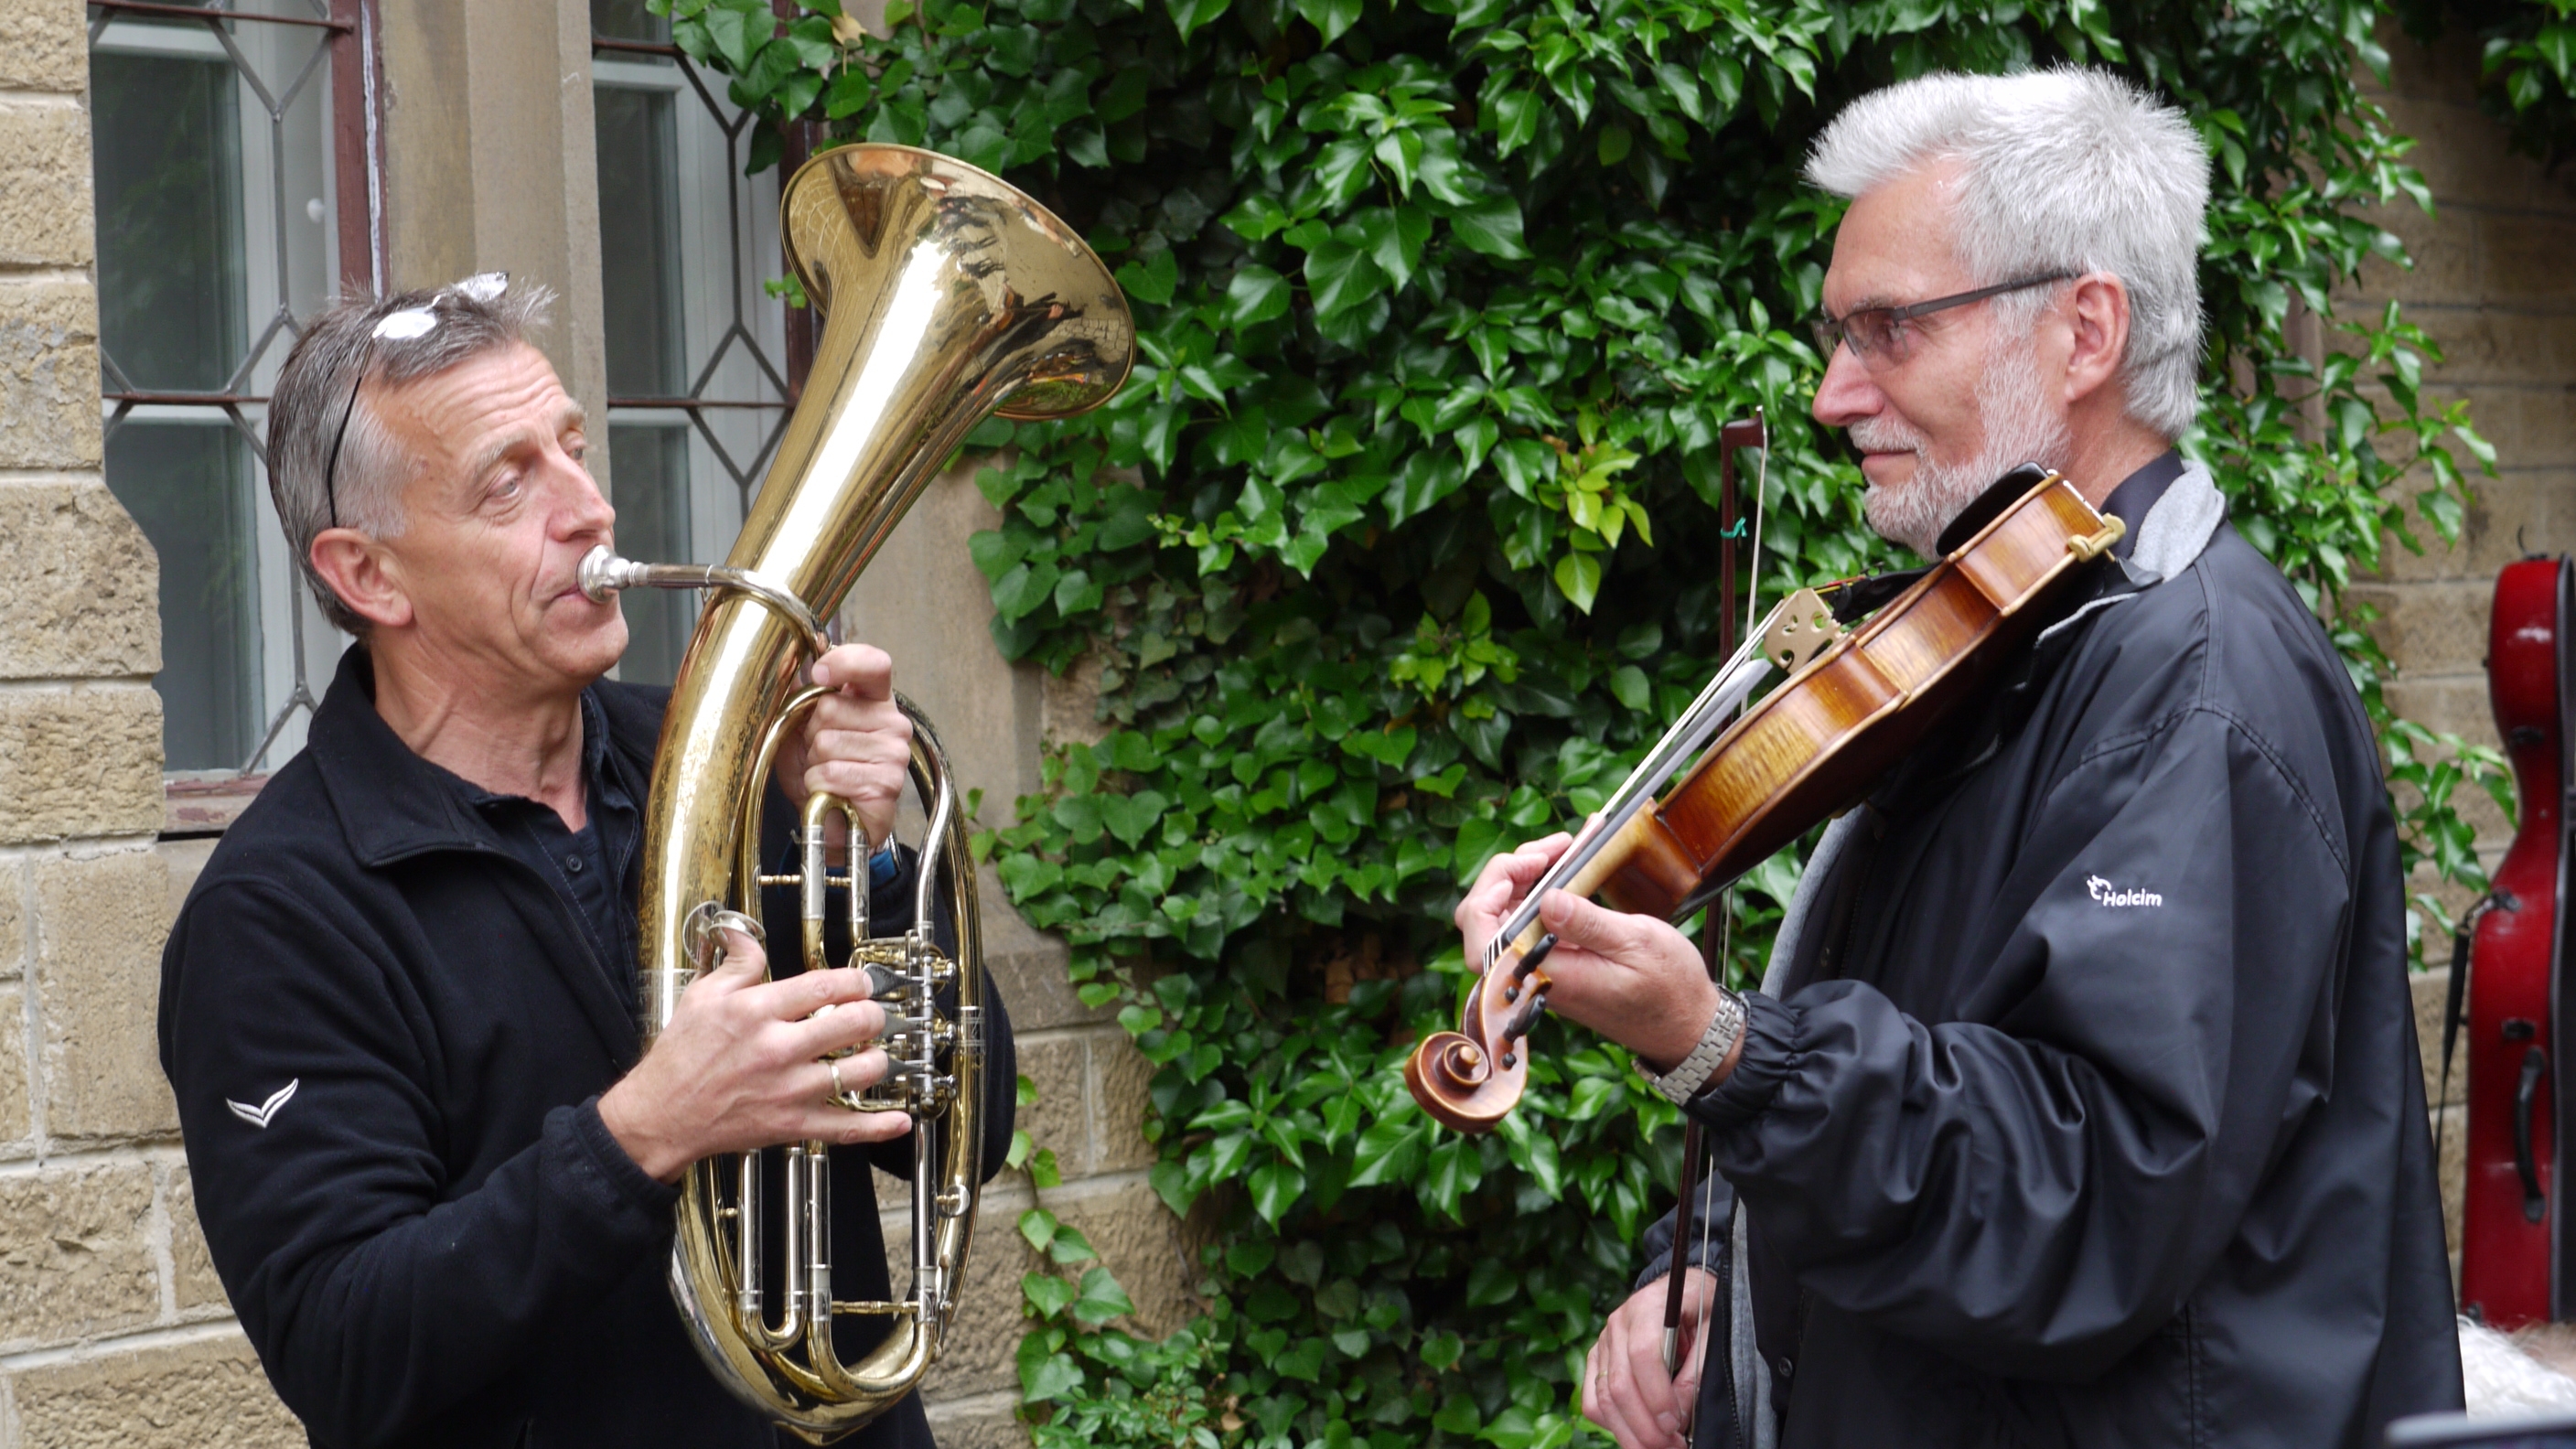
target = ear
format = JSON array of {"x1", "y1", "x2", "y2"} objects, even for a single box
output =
[
  {"x1": 2061, "y1": 273, "x2": 2132, "y2": 408},
  {"x1": 309, "y1": 528, "x2": 414, "y2": 631}
]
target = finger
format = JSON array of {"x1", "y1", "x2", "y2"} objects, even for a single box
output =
[
  {"x1": 1612, "y1": 1295, "x2": 1683, "y2": 1433},
  {"x1": 706, "y1": 927, "x2": 767, "y2": 983},
  {"x1": 817, "y1": 1046, "x2": 893, "y2": 1096},
  {"x1": 1595, "y1": 1317, "x2": 1671, "y2": 1449},
  {"x1": 791, "y1": 1001, "x2": 889, "y2": 1057},
  {"x1": 1537, "y1": 889, "x2": 1658, "y2": 962},
  {"x1": 810, "y1": 643, "x2": 894, "y2": 699},
  {"x1": 765, "y1": 965, "x2": 880, "y2": 1020},
  {"x1": 818, "y1": 1108, "x2": 913, "y2": 1144},
  {"x1": 1581, "y1": 1344, "x2": 1626, "y2": 1444},
  {"x1": 801, "y1": 712, "x2": 914, "y2": 767},
  {"x1": 1458, "y1": 832, "x2": 1573, "y2": 929},
  {"x1": 1583, "y1": 1339, "x2": 1639, "y2": 1445}
]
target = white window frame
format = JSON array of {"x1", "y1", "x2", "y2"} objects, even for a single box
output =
[{"x1": 92, "y1": 7, "x2": 354, "y2": 786}]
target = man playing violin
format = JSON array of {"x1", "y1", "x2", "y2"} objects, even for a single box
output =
[{"x1": 1465, "y1": 70, "x2": 2462, "y2": 1448}]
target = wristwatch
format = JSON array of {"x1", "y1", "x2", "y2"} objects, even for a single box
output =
[{"x1": 1640, "y1": 988, "x2": 1748, "y2": 1104}]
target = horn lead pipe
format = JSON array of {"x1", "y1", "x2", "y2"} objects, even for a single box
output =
[{"x1": 576, "y1": 545, "x2": 833, "y2": 660}]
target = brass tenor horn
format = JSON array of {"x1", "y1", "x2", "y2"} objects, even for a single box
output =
[{"x1": 575, "y1": 143, "x2": 1132, "y2": 1441}]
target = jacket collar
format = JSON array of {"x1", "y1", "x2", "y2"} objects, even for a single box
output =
[{"x1": 306, "y1": 644, "x2": 661, "y2": 868}]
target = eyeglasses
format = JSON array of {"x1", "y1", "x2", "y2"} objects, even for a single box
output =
[
  {"x1": 1809, "y1": 272, "x2": 2074, "y2": 367},
  {"x1": 320, "y1": 272, "x2": 510, "y2": 530}
]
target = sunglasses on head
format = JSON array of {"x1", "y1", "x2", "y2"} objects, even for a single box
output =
[
  {"x1": 320, "y1": 272, "x2": 510, "y2": 530},
  {"x1": 1809, "y1": 272, "x2": 2074, "y2": 367}
]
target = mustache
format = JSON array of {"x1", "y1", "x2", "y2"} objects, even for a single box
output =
[{"x1": 1847, "y1": 415, "x2": 1926, "y2": 459}]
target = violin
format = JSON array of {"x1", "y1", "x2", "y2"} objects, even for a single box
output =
[{"x1": 1406, "y1": 465, "x2": 2126, "y2": 1132}]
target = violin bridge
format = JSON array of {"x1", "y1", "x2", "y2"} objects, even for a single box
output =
[{"x1": 1761, "y1": 587, "x2": 1841, "y2": 673}]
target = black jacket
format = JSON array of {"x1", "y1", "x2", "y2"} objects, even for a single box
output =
[
  {"x1": 159, "y1": 646, "x2": 1015, "y2": 1449},
  {"x1": 1645, "y1": 510, "x2": 2461, "y2": 1446}
]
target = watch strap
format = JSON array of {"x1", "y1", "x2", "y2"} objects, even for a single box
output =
[{"x1": 1642, "y1": 989, "x2": 1747, "y2": 1104}]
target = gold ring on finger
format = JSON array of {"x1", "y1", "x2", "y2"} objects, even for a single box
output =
[{"x1": 827, "y1": 1057, "x2": 854, "y2": 1110}]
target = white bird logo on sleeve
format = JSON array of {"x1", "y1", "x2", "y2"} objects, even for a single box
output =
[{"x1": 226, "y1": 1079, "x2": 299, "y2": 1129}]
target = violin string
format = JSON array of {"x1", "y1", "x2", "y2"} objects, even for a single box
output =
[
  {"x1": 1482, "y1": 417, "x2": 1770, "y2": 980},
  {"x1": 1482, "y1": 632, "x2": 1778, "y2": 969},
  {"x1": 1742, "y1": 407, "x2": 1768, "y2": 648},
  {"x1": 1680, "y1": 886, "x2": 1731, "y2": 1437}
]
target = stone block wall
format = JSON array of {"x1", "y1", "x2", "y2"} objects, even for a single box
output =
[
  {"x1": 0, "y1": 1, "x2": 303, "y2": 1440},
  {"x1": 2345, "y1": 26, "x2": 2576, "y2": 1257},
  {"x1": 2349, "y1": 25, "x2": 2576, "y2": 848}
]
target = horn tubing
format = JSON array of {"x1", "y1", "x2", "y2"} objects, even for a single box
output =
[{"x1": 636, "y1": 142, "x2": 1126, "y2": 1437}]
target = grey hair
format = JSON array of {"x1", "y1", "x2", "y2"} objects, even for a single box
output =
[
  {"x1": 266, "y1": 279, "x2": 556, "y2": 633},
  {"x1": 1805, "y1": 69, "x2": 2211, "y2": 439}
]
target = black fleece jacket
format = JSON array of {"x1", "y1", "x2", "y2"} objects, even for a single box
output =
[
  {"x1": 1641, "y1": 519, "x2": 2460, "y2": 1447},
  {"x1": 158, "y1": 645, "x2": 1015, "y2": 1449}
]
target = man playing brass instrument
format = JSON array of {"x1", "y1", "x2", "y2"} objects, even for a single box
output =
[
  {"x1": 157, "y1": 278, "x2": 1015, "y2": 1448},
  {"x1": 1463, "y1": 71, "x2": 2461, "y2": 1447}
]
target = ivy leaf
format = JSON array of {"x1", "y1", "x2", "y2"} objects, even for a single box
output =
[
  {"x1": 1446, "y1": 192, "x2": 1530, "y2": 260},
  {"x1": 1611, "y1": 665, "x2": 1650, "y2": 711},
  {"x1": 1249, "y1": 1160, "x2": 1305, "y2": 1223},
  {"x1": 1488, "y1": 87, "x2": 1542, "y2": 156},
  {"x1": 1376, "y1": 128, "x2": 1425, "y2": 195},
  {"x1": 1313, "y1": 137, "x2": 1377, "y2": 209},
  {"x1": 1224, "y1": 193, "x2": 1293, "y2": 242},
  {"x1": 824, "y1": 66, "x2": 874, "y2": 119},
  {"x1": 1166, "y1": 0, "x2": 1230, "y2": 42},
  {"x1": 992, "y1": 559, "x2": 1060, "y2": 621},
  {"x1": 1020, "y1": 1348, "x2": 1084, "y2": 1401},
  {"x1": 1422, "y1": 1135, "x2": 1483, "y2": 1218},
  {"x1": 1347, "y1": 1114, "x2": 1427, "y2": 1187},
  {"x1": 1224, "y1": 264, "x2": 1293, "y2": 327},
  {"x1": 1385, "y1": 451, "x2": 1466, "y2": 526},
  {"x1": 1553, "y1": 552, "x2": 1603, "y2": 613},
  {"x1": 1277, "y1": 1336, "x2": 1328, "y2": 1382},
  {"x1": 1115, "y1": 249, "x2": 1179, "y2": 306},
  {"x1": 1022, "y1": 1272, "x2": 1077, "y2": 1318},
  {"x1": 1070, "y1": 1266, "x2": 1136, "y2": 1324},
  {"x1": 1100, "y1": 789, "x2": 1169, "y2": 847},
  {"x1": 1294, "y1": 0, "x2": 1363, "y2": 45},
  {"x1": 1017, "y1": 1208, "x2": 1059, "y2": 1254},
  {"x1": 1452, "y1": 814, "x2": 1506, "y2": 882},
  {"x1": 1303, "y1": 231, "x2": 1387, "y2": 319},
  {"x1": 699, "y1": 5, "x2": 761, "y2": 73}
]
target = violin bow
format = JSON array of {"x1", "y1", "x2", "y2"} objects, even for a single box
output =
[{"x1": 1662, "y1": 412, "x2": 1766, "y2": 1385}]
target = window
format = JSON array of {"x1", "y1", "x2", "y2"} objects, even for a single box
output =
[
  {"x1": 590, "y1": 0, "x2": 797, "y2": 686},
  {"x1": 89, "y1": 0, "x2": 378, "y2": 776}
]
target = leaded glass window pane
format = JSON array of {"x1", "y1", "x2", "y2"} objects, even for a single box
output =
[
  {"x1": 608, "y1": 424, "x2": 696, "y2": 685},
  {"x1": 105, "y1": 424, "x2": 263, "y2": 769},
  {"x1": 92, "y1": 48, "x2": 246, "y2": 396},
  {"x1": 596, "y1": 84, "x2": 687, "y2": 398},
  {"x1": 92, "y1": 4, "x2": 354, "y2": 778}
]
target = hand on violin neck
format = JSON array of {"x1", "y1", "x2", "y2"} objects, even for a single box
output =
[
  {"x1": 1454, "y1": 831, "x2": 1578, "y2": 967},
  {"x1": 1532, "y1": 888, "x2": 1724, "y2": 1075}
]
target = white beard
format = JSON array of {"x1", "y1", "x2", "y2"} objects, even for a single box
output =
[{"x1": 1855, "y1": 339, "x2": 2072, "y2": 557}]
